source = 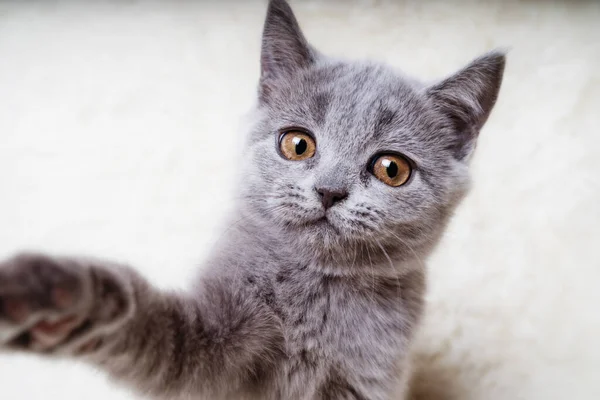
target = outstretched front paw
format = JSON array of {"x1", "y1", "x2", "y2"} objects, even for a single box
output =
[{"x1": 0, "y1": 253, "x2": 134, "y2": 355}]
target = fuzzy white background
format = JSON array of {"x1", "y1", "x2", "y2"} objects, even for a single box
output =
[{"x1": 0, "y1": 0, "x2": 598, "y2": 399}]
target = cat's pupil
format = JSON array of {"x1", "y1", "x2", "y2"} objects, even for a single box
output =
[
  {"x1": 294, "y1": 138, "x2": 307, "y2": 155},
  {"x1": 386, "y1": 161, "x2": 398, "y2": 178}
]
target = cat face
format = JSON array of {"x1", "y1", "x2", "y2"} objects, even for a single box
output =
[
  {"x1": 240, "y1": 0, "x2": 505, "y2": 267},
  {"x1": 245, "y1": 64, "x2": 451, "y2": 247}
]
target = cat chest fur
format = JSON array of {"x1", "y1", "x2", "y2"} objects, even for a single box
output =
[{"x1": 263, "y1": 263, "x2": 418, "y2": 398}]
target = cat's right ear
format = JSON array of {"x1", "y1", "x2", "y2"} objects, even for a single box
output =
[
  {"x1": 426, "y1": 51, "x2": 506, "y2": 160},
  {"x1": 259, "y1": 0, "x2": 315, "y2": 103}
]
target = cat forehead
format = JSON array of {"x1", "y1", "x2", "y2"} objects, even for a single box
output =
[
  {"x1": 272, "y1": 62, "x2": 423, "y2": 112},
  {"x1": 264, "y1": 61, "x2": 441, "y2": 150}
]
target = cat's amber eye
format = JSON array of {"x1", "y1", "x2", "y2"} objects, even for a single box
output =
[
  {"x1": 370, "y1": 154, "x2": 412, "y2": 187},
  {"x1": 279, "y1": 131, "x2": 316, "y2": 161}
]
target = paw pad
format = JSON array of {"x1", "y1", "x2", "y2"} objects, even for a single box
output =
[{"x1": 1, "y1": 298, "x2": 30, "y2": 323}]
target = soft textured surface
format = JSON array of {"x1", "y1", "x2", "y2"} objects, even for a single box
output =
[{"x1": 0, "y1": 1, "x2": 598, "y2": 399}]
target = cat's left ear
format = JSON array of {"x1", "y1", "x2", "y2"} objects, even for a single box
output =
[
  {"x1": 259, "y1": 0, "x2": 316, "y2": 102},
  {"x1": 426, "y1": 51, "x2": 506, "y2": 160}
]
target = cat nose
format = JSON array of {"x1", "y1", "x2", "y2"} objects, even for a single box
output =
[{"x1": 315, "y1": 187, "x2": 348, "y2": 210}]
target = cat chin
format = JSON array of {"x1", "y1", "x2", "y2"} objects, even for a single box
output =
[
  {"x1": 293, "y1": 218, "x2": 342, "y2": 244},
  {"x1": 282, "y1": 213, "x2": 376, "y2": 245},
  {"x1": 294, "y1": 221, "x2": 368, "y2": 252}
]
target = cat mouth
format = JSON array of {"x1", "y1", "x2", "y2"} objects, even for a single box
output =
[{"x1": 312, "y1": 215, "x2": 341, "y2": 234}]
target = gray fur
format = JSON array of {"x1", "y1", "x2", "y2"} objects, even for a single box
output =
[{"x1": 0, "y1": 0, "x2": 505, "y2": 399}]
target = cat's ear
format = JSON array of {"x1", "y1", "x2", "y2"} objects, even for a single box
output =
[
  {"x1": 259, "y1": 0, "x2": 316, "y2": 102},
  {"x1": 426, "y1": 50, "x2": 506, "y2": 160}
]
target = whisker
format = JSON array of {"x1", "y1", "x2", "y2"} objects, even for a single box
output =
[
  {"x1": 364, "y1": 244, "x2": 376, "y2": 302},
  {"x1": 381, "y1": 228, "x2": 427, "y2": 271},
  {"x1": 375, "y1": 239, "x2": 403, "y2": 295}
]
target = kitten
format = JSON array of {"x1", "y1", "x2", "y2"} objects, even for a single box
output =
[{"x1": 0, "y1": 0, "x2": 505, "y2": 399}]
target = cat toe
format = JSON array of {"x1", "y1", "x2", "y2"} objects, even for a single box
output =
[
  {"x1": 0, "y1": 253, "x2": 91, "y2": 350},
  {"x1": 0, "y1": 296, "x2": 31, "y2": 324},
  {"x1": 30, "y1": 315, "x2": 84, "y2": 350}
]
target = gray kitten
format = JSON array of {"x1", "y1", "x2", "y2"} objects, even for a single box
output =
[{"x1": 0, "y1": 0, "x2": 505, "y2": 399}]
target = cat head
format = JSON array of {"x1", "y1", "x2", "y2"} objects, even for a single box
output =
[{"x1": 240, "y1": 0, "x2": 505, "y2": 271}]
